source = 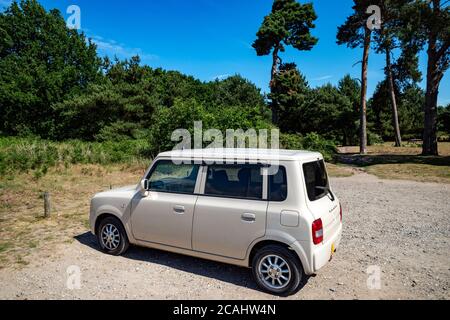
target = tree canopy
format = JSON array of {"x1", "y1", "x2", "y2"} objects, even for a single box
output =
[
  {"x1": 253, "y1": 0, "x2": 318, "y2": 125},
  {"x1": 0, "y1": 0, "x2": 446, "y2": 156},
  {"x1": 253, "y1": 0, "x2": 318, "y2": 56},
  {"x1": 0, "y1": 0, "x2": 101, "y2": 137}
]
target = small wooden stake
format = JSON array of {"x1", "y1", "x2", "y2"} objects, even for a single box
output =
[{"x1": 44, "y1": 192, "x2": 51, "y2": 218}]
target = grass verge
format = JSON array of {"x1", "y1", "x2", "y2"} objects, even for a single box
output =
[
  {"x1": 0, "y1": 163, "x2": 147, "y2": 269},
  {"x1": 326, "y1": 163, "x2": 355, "y2": 178},
  {"x1": 336, "y1": 142, "x2": 450, "y2": 183}
]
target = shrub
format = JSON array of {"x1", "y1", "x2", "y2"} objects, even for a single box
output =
[
  {"x1": 280, "y1": 133, "x2": 337, "y2": 161},
  {"x1": 148, "y1": 98, "x2": 273, "y2": 156},
  {"x1": 0, "y1": 137, "x2": 150, "y2": 175},
  {"x1": 367, "y1": 132, "x2": 384, "y2": 146},
  {"x1": 437, "y1": 132, "x2": 450, "y2": 142},
  {"x1": 280, "y1": 133, "x2": 303, "y2": 150},
  {"x1": 302, "y1": 133, "x2": 337, "y2": 161}
]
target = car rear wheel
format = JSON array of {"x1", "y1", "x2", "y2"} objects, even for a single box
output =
[
  {"x1": 252, "y1": 245, "x2": 303, "y2": 296},
  {"x1": 97, "y1": 216, "x2": 129, "y2": 256}
]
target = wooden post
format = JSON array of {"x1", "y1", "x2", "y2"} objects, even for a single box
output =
[{"x1": 44, "y1": 192, "x2": 51, "y2": 218}]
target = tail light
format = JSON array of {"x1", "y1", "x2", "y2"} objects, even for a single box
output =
[
  {"x1": 312, "y1": 219, "x2": 323, "y2": 245},
  {"x1": 340, "y1": 204, "x2": 343, "y2": 223}
]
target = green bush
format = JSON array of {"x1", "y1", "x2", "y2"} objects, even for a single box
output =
[
  {"x1": 0, "y1": 137, "x2": 150, "y2": 175},
  {"x1": 280, "y1": 133, "x2": 337, "y2": 161},
  {"x1": 280, "y1": 133, "x2": 304, "y2": 150},
  {"x1": 367, "y1": 132, "x2": 384, "y2": 146},
  {"x1": 438, "y1": 105, "x2": 450, "y2": 136},
  {"x1": 148, "y1": 98, "x2": 273, "y2": 156},
  {"x1": 302, "y1": 133, "x2": 337, "y2": 161},
  {"x1": 437, "y1": 132, "x2": 450, "y2": 142}
]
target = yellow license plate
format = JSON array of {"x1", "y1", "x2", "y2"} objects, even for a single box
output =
[{"x1": 331, "y1": 243, "x2": 336, "y2": 255}]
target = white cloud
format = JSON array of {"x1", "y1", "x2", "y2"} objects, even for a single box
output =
[
  {"x1": 90, "y1": 35, "x2": 159, "y2": 63},
  {"x1": 311, "y1": 75, "x2": 333, "y2": 81},
  {"x1": 212, "y1": 74, "x2": 230, "y2": 80}
]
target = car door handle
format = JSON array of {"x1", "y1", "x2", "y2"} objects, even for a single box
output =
[
  {"x1": 173, "y1": 205, "x2": 185, "y2": 214},
  {"x1": 241, "y1": 213, "x2": 256, "y2": 222}
]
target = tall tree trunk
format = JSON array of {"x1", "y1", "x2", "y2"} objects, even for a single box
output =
[
  {"x1": 270, "y1": 45, "x2": 280, "y2": 88},
  {"x1": 385, "y1": 47, "x2": 402, "y2": 147},
  {"x1": 359, "y1": 28, "x2": 371, "y2": 155},
  {"x1": 422, "y1": 0, "x2": 447, "y2": 156},
  {"x1": 270, "y1": 45, "x2": 280, "y2": 124},
  {"x1": 422, "y1": 35, "x2": 441, "y2": 156}
]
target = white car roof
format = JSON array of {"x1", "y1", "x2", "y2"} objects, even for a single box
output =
[{"x1": 157, "y1": 148, "x2": 323, "y2": 162}]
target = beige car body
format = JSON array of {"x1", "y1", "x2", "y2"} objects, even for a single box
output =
[{"x1": 89, "y1": 149, "x2": 342, "y2": 275}]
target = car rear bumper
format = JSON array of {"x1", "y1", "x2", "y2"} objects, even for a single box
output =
[
  {"x1": 312, "y1": 222, "x2": 342, "y2": 273},
  {"x1": 290, "y1": 222, "x2": 342, "y2": 276}
]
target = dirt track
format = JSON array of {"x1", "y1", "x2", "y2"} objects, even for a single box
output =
[{"x1": 0, "y1": 172, "x2": 449, "y2": 300}]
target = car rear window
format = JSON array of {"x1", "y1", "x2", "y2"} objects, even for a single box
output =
[
  {"x1": 205, "y1": 165, "x2": 263, "y2": 200},
  {"x1": 303, "y1": 160, "x2": 329, "y2": 201}
]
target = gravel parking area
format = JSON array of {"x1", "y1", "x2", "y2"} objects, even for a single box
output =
[{"x1": 0, "y1": 172, "x2": 449, "y2": 300}]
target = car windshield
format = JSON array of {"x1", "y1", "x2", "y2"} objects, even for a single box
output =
[{"x1": 302, "y1": 160, "x2": 330, "y2": 201}]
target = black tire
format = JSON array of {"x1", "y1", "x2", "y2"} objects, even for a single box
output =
[
  {"x1": 97, "y1": 216, "x2": 129, "y2": 256},
  {"x1": 251, "y1": 244, "x2": 303, "y2": 296}
]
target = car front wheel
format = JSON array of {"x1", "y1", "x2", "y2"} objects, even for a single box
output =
[
  {"x1": 97, "y1": 216, "x2": 129, "y2": 256},
  {"x1": 252, "y1": 245, "x2": 303, "y2": 296}
]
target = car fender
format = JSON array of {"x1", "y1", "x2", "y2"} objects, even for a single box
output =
[
  {"x1": 93, "y1": 203, "x2": 135, "y2": 242},
  {"x1": 245, "y1": 231, "x2": 309, "y2": 274}
]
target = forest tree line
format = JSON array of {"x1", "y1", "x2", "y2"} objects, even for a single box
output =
[
  {"x1": 0, "y1": 0, "x2": 449, "y2": 158},
  {"x1": 253, "y1": 0, "x2": 449, "y2": 155}
]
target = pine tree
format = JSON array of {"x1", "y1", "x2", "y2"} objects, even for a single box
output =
[
  {"x1": 400, "y1": 0, "x2": 449, "y2": 155},
  {"x1": 337, "y1": 0, "x2": 374, "y2": 154},
  {"x1": 253, "y1": 0, "x2": 318, "y2": 124}
]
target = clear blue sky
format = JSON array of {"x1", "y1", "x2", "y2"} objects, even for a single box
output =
[{"x1": 2, "y1": 0, "x2": 449, "y2": 105}]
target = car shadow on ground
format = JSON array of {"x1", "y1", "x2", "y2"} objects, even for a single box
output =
[{"x1": 74, "y1": 231, "x2": 308, "y2": 295}]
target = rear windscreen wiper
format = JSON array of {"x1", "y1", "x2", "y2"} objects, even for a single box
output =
[{"x1": 315, "y1": 186, "x2": 335, "y2": 201}]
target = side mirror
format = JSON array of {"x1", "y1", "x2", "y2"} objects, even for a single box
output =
[{"x1": 140, "y1": 179, "x2": 150, "y2": 197}]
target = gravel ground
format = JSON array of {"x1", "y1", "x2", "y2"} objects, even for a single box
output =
[{"x1": 0, "y1": 172, "x2": 449, "y2": 300}]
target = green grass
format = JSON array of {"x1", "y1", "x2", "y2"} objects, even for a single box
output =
[
  {"x1": 365, "y1": 163, "x2": 450, "y2": 184},
  {"x1": 336, "y1": 142, "x2": 450, "y2": 183},
  {"x1": 27, "y1": 241, "x2": 38, "y2": 249},
  {"x1": 0, "y1": 162, "x2": 146, "y2": 268},
  {"x1": 0, "y1": 242, "x2": 12, "y2": 253},
  {"x1": 0, "y1": 137, "x2": 152, "y2": 267},
  {"x1": 326, "y1": 163, "x2": 355, "y2": 178},
  {"x1": 0, "y1": 137, "x2": 150, "y2": 175}
]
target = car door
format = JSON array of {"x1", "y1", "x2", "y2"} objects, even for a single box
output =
[
  {"x1": 130, "y1": 160, "x2": 200, "y2": 250},
  {"x1": 192, "y1": 164, "x2": 268, "y2": 259},
  {"x1": 303, "y1": 159, "x2": 341, "y2": 243}
]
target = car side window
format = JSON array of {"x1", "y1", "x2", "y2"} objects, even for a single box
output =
[
  {"x1": 269, "y1": 166, "x2": 287, "y2": 202},
  {"x1": 147, "y1": 160, "x2": 199, "y2": 194},
  {"x1": 205, "y1": 165, "x2": 263, "y2": 200}
]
